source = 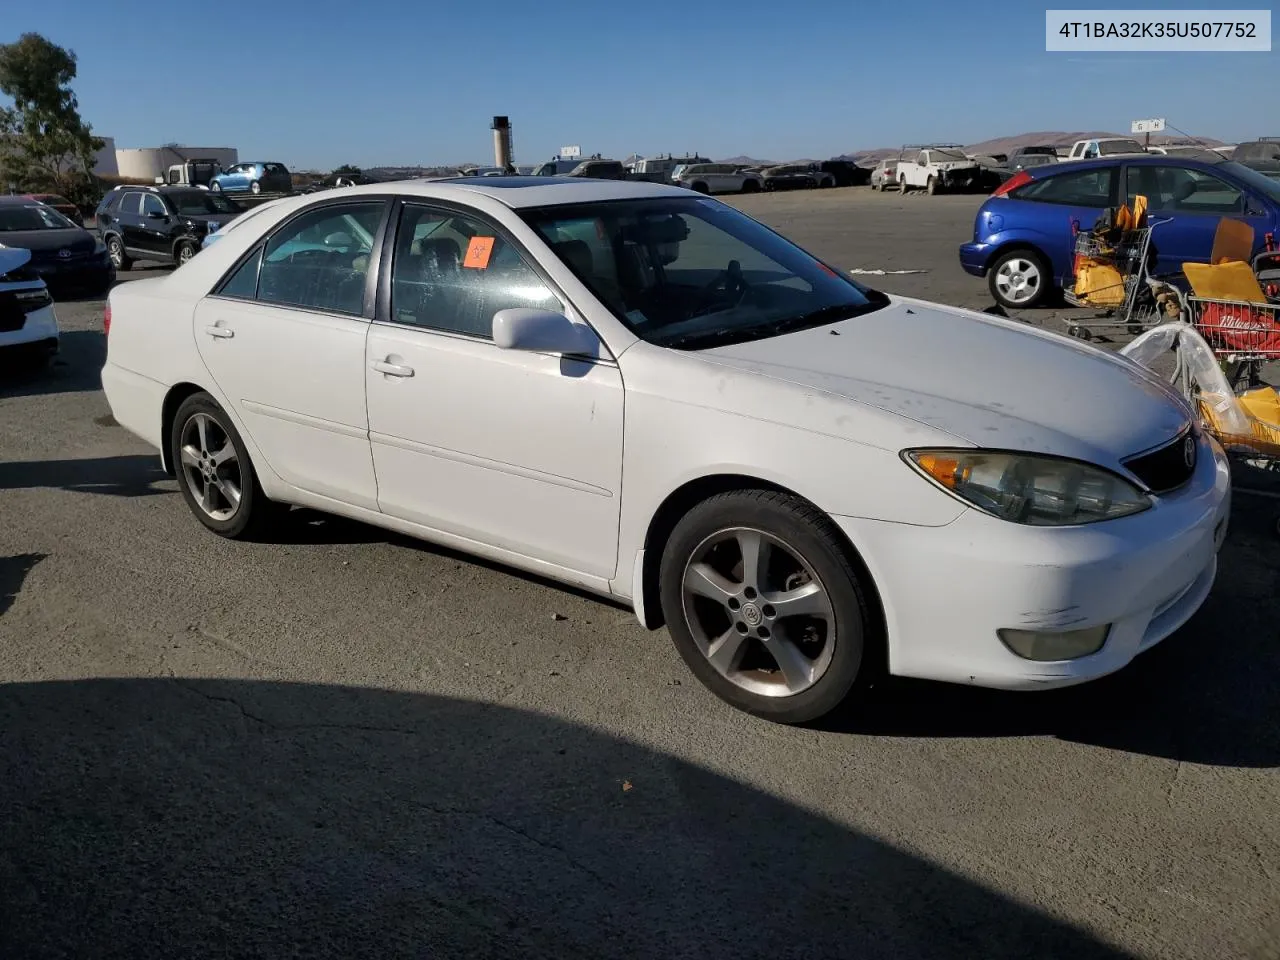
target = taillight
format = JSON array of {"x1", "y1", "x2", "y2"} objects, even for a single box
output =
[
  {"x1": 992, "y1": 170, "x2": 1032, "y2": 197},
  {"x1": 103, "y1": 302, "x2": 111, "y2": 337}
]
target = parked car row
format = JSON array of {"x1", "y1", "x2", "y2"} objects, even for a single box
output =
[{"x1": 0, "y1": 195, "x2": 114, "y2": 295}]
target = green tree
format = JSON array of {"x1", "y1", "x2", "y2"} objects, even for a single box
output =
[
  {"x1": 331, "y1": 164, "x2": 362, "y2": 177},
  {"x1": 0, "y1": 33, "x2": 104, "y2": 207}
]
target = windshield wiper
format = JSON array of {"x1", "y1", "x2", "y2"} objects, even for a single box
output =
[{"x1": 661, "y1": 302, "x2": 880, "y2": 350}]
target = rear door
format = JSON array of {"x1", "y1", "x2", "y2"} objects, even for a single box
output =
[
  {"x1": 1001, "y1": 165, "x2": 1119, "y2": 281},
  {"x1": 1121, "y1": 162, "x2": 1274, "y2": 277},
  {"x1": 116, "y1": 191, "x2": 148, "y2": 253},
  {"x1": 192, "y1": 198, "x2": 389, "y2": 508}
]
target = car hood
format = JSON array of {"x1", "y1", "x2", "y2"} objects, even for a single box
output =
[
  {"x1": 696, "y1": 296, "x2": 1191, "y2": 465},
  {"x1": 0, "y1": 228, "x2": 95, "y2": 254},
  {"x1": 0, "y1": 246, "x2": 33, "y2": 274}
]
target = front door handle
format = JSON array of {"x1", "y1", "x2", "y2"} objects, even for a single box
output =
[
  {"x1": 370, "y1": 359, "x2": 414, "y2": 378},
  {"x1": 204, "y1": 325, "x2": 234, "y2": 339}
]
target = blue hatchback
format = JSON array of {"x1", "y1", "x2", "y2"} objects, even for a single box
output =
[{"x1": 959, "y1": 155, "x2": 1280, "y2": 308}]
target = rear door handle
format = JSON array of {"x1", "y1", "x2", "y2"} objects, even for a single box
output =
[
  {"x1": 204, "y1": 325, "x2": 234, "y2": 339},
  {"x1": 370, "y1": 359, "x2": 414, "y2": 378}
]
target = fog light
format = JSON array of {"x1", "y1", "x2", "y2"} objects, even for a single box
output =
[{"x1": 998, "y1": 625, "x2": 1110, "y2": 661}]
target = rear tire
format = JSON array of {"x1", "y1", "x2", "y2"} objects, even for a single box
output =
[
  {"x1": 988, "y1": 247, "x2": 1050, "y2": 309},
  {"x1": 741, "y1": 179, "x2": 759, "y2": 194},
  {"x1": 105, "y1": 235, "x2": 132, "y2": 271},
  {"x1": 169, "y1": 392, "x2": 280, "y2": 540},
  {"x1": 209, "y1": 181, "x2": 222, "y2": 193},
  {"x1": 659, "y1": 489, "x2": 872, "y2": 724},
  {"x1": 250, "y1": 180, "x2": 261, "y2": 195}
]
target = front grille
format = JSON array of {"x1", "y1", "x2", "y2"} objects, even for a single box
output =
[{"x1": 1122, "y1": 426, "x2": 1197, "y2": 494}]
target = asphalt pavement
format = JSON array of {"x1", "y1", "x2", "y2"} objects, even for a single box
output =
[{"x1": 1, "y1": 188, "x2": 1277, "y2": 960}]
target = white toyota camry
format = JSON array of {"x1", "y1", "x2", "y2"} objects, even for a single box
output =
[{"x1": 101, "y1": 177, "x2": 1231, "y2": 723}]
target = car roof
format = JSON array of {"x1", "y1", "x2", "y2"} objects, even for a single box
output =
[
  {"x1": 1025, "y1": 154, "x2": 1232, "y2": 176},
  {"x1": 0, "y1": 196, "x2": 42, "y2": 205},
  {"x1": 316, "y1": 176, "x2": 690, "y2": 209}
]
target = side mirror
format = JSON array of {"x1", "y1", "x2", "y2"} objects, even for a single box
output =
[
  {"x1": 492, "y1": 308, "x2": 599, "y2": 357},
  {"x1": 323, "y1": 231, "x2": 353, "y2": 247},
  {"x1": 147, "y1": 210, "x2": 168, "y2": 219}
]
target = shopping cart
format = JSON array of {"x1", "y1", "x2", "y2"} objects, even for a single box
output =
[
  {"x1": 1063, "y1": 216, "x2": 1174, "y2": 341},
  {"x1": 1122, "y1": 320, "x2": 1280, "y2": 536},
  {"x1": 1186, "y1": 295, "x2": 1280, "y2": 391}
]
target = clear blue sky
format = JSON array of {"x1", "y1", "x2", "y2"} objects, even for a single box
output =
[{"x1": 5, "y1": 1, "x2": 1274, "y2": 169}]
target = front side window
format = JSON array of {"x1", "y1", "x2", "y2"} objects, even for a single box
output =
[
  {"x1": 389, "y1": 204, "x2": 559, "y2": 338},
  {"x1": 256, "y1": 202, "x2": 383, "y2": 315},
  {"x1": 1126, "y1": 165, "x2": 1244, "y2": 214},
  {"x1": 142, "y1": 194, "x2": 167, "y2": 217},
  {"x1": 1012, "y1": 167, "x2": 1115, "y2": 206},
  {"x1": 120, "y1": 192, "x2": 143, "y2": 215},
  {"x1": 523, "y1": 197, "x2": 887, "y2": 350}
]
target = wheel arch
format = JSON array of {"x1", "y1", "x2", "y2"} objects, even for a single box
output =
[
  {"x1": 159, "y1": 381, "x2": 210, "y2": 475},
  {"x1": 636, "y1": 473, "x2": 886, "y2": 672}
]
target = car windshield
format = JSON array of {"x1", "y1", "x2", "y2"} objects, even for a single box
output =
[
  {"x1": 170, "y1": 191, "x2": 238, "y2": 215},
  {"x1": 1099, "y1": 139, "x2": 1146, "y2": 155},
  {"x1": 522, "y1": 197, "x2": 887, "y2": 350},
  {"x1": 0, "y1": 204, "x2": 75, "y2": 231},
  {"x1": 1221, "y1": 161, "x2": 1280, "y2": 202}
]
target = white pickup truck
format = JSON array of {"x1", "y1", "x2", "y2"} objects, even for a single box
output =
[{"x1": 895, "y1": 146, "x2": 985, "y2": 195}]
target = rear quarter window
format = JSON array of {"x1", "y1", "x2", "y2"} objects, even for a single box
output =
[{"x1": 1011, "y1": 167, "x2": 1115, "y2": 206}]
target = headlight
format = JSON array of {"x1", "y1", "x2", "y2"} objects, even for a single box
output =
[{"x1": 903, "y1": 449, "x2": 1152, "y2": 526}]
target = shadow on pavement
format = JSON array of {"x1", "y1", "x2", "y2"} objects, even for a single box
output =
[
  {"x1": 0, "y1": 678, "x2": 1135, "y2": 960},
  {"x1": 829, "y1": 499, "x2": 1280, "y2": 769},
  {"x1": 0, "y1": 553, "x2": 44, "y2": 618},
  {"x1": 0, "y1": 454, "x2": 170, "y2": 498},
  {"x1": 0, "y1": 330, "x2": 106, "y2": 398}
]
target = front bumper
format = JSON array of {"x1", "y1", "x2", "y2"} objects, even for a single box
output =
[
  {"x1": 0, "y1": 302, "x2": 59, "y2": 352},
  {"x1": 29, "y1": 255, "x2": 115, "y2": 292},
  {"x1": 835, "y1": 432, "x2": 1231, "y2": 690},
  {"x1": 958, "y1": 241, "x2": 991, "y2": 277}
]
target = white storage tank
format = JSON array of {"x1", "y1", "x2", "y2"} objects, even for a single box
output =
[{"x1": 115, "y1": 145, "x2": 239, "y2": 181}]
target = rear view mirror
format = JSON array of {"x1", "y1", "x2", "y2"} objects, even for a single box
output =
[
  {"x1": 620, "y1": 214, "x2": 689, "y2": 246},
  {"x1": 492, "y1": 308, "x2": 599, "y2": 358}
]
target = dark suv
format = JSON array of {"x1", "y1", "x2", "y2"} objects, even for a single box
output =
[
  {"x1": 95, "y1": 185, "x2": 242, "y2": 270},
  {"x1": 818, "y1": 159, "x2": 871, "y2": 187}
]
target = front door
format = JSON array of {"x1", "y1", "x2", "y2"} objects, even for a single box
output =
[
  {"x1": 138, "y1": 193, "x2": 174, "y2": 256},
  {"x1": 192, "y1": 198, "x2": 388, "y2": 509},
  {"x1": 1123, "y1": 163, "x2": 1275, "y2": 278},
  {"x1": 364, "y1": 201, "x2": 624, "y2": 579}
]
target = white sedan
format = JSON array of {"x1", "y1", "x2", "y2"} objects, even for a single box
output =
[{"x1": 101, "y1": 176, "x2": 1231, "y2": 723}]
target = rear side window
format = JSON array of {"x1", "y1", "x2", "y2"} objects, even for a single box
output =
[
  {"x1": 256, "y1": 201, "x2": 384, "y2": 315},
  {"x1": 1012, "y1": 168, "x2": 1115, "y2": 206},
  {"x1": 98, "y1": 192, "x2": 120, "y2": 213}
]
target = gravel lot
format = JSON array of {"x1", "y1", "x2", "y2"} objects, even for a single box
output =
[{"x1": 1, "y1": 187, "x2": 1277, "y2": 960}]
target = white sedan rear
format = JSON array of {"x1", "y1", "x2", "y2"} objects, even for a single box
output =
[{"x1": 100, "y1": 176, "x2": 1229, "y2": 723}]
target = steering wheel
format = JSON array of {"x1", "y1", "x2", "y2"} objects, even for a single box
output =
[{"x1": 705, "y1": 259, "x2": 749, "y2": 305}]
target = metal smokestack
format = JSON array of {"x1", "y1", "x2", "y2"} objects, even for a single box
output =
[{"x1": 491, "y1": 116, "x2": 513, "y2": 171}]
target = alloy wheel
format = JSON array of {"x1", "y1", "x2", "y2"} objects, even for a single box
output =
[
  {"x1": 107, "y1": 238, "x2": 123, "y2": 268},
  {"x1": 178, "y1": 412, "x2": 242, "y2": 522},
  {"x1": 680, "y1": 527, "x2": 836, "y2": 698},
  {"x1": 994, "y1": 257, "x2": 1042, "y2": 304}
]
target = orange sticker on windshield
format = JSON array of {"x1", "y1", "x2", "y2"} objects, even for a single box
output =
[{"x1": 463, "y1": 236, "x2": 495, "y2": 269}]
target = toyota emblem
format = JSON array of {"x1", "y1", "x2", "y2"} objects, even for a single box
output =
[
  {"x1": 57, "y1": 248, "x2": 71, "y2": 259},
  {"x1": 1183, "y1": 435, "x2": 1196, "y2": 469}
]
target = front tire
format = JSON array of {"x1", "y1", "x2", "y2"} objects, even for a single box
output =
[
  {"x1": 209, "y1": 181, "x2": 221, "y2": 192},
  {"x1": 169, "y1": 393, "x2": 278, "y2": 540},
  {"x1": 988, "y1": 247, "x2": 1050, "y2": 309},
  {"x1": 250, "y1": 180, "x2": 261, "y2": 195},
  {"x1": 659, "y1": 489, "x2": 872, "y2": 724},
  {"x1": 740, "y1": 179, "x2": 760, "y2": 194},
  {"x1": 926, "y1": 176, "x2": 939, "y2": 195},
  {"x1": 691, "y1": 181, "x2": 709, "y2": 194},
  {"x1": 175, "y1": 240, "x2": 198, "y2": 266}
]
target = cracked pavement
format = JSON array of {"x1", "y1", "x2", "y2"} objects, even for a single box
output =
[{"x1": 1, "y1": 189, "x2": 1277, "y2": 959}]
